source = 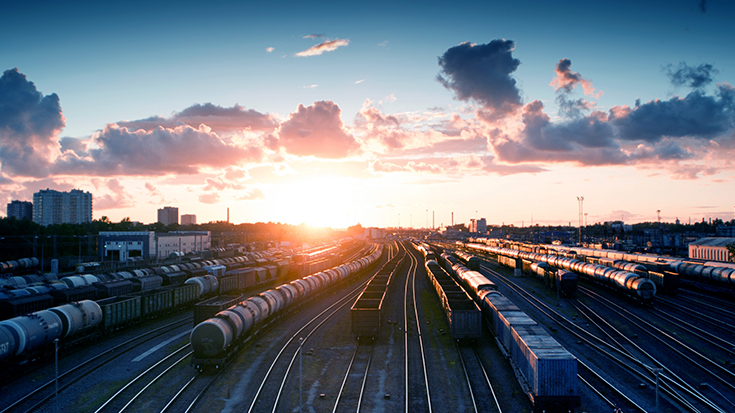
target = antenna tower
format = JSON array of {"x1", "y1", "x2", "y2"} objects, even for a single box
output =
[{"x1": 577, "y1": 196, "x2": 584, "y2": 244}]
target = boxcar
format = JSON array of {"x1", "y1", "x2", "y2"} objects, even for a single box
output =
[{"x1": 98, "y1": 295, "x2": 141, "y2": 331}]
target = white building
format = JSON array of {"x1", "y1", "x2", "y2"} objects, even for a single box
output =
[
  {"x1": 99, "y1": 230, "x2": 211, "y2": 261},
  {"x1": 688, "y1": 237, "x2": 735, "y2": 262},
  {"x1": 156, "y1": 231, "x2": 210, "y2": 259},
  {"x1": 33, "y1": 189, "x2": 93, "y2": 226}
]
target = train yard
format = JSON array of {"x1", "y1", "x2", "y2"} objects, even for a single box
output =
[{"x1": 1, "y1": 238, "x2": 734, "y2": 412}]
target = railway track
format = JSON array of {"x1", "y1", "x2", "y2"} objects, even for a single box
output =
[
  {"x1": 240, "y1": 248, "x2": 394, "y2": 413},
  {"x1": 477, "y1": 262, "x2": 663, "y2": 412},
  {"x1": 331, "y1": 341, "x2": 375, "y2": 412},
  {"x1": 578, "y1": 286, "x2": 735, "y2": 412},
  {"x1": 0, "y1": 316, "x2": 193, "y2": 413},
  {"x1": 480, "y1": 254, "x2": 735, "y2": 413},
  {"x1": 403, "y1": 246, "x2": 431, "y2": 413}
]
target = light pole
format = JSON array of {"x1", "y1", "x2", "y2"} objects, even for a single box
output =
[
  {"x1": 55, "y1": 338, "x2": 59, "y2": 413},
  {"x1": 299, "y1": 337, "x2": 303, "y2": 412},
  {"x1": 652, "y1": 368, "x2": 662, "y2": 413}
]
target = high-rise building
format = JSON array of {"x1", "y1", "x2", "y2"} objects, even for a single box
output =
[
  {"x1": 33, "y1": 189, "x2": 93, "y2": 226},
  {"x1": 469, "y1": 218, "x2": 487, "y2": 234},
  {"x1": 157, "y1": 206, "x2": 179, "y2": 225},
  {"x1": 181, "y1": 214, "x2": 196, "y2": 225},
  {"x1": 7, "y1": 200, "x2": 33, "y2": 220}
]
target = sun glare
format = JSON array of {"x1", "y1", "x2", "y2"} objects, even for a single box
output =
[{"x1": 271, "y1": 176, "x2": 358, "y2": 228}]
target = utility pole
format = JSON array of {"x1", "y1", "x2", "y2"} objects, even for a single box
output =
[{"x1": 577, "y1": 196, "x2": 584, "y2": 245}]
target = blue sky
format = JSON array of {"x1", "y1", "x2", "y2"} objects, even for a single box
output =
[{"x1": 1, "y1": 0, "x2": 734, "y2": 227}]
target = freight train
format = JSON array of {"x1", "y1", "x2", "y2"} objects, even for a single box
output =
[
  {"x1": 464, "y1": 243, "x2": 658, "y2": 304},
  {"x1": 0, "y1": 257, "x2": 40, "y2": 274},
  {"x1": 430, "y1": 245, "x2": 579, "y2": 412},
  {"x1": 477, "y1": 239, "x2": 734, "y2": 288},
  {"x1": 0, "y1": 246, "x2": 352, "y2": 370},
  {"x1": 190, "y1": 244, "x2": 384, "y2": 370}
]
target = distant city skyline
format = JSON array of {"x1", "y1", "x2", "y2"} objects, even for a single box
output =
[{"x1": 1, "y1": 1, "x2": 734, "y2": 228}]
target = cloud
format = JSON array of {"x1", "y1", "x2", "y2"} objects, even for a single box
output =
[
  {"x1": 375, "y1": 203, "x2": 394, "y2": 208},
  {"x1": 550, "y1": 59, "x2": 601, "y2": 97},
  {"x1": 556, "y1": 95, "x2": 595, "y2": 119},
  {"x1": 199, "y1": 193, "x2": 220, "y2": 204},
  {"x1": 0, "y1": 68, "x2": 65, "y2": 177},
  {"x1": 117, "y1": 103, "x2": 278, "y2": 135},
  {"x1": 354, "y1": 79, "x2": 365, "y2": 84},
  {"x1": 55, "y1": 123, "x2": 264, "y2": 176},
  {"x1": 377, "y1": 41, "x2": 388, "y2": 47},
  {"x1": 664, "y1": 62, "x2": 718, "y2": 89},
  {"x1": 94, "y1": 178, "x2": 134, "y2": 210},
  {"x1": 296, "y1": 38, "x2": 349, "y2": 57},
  {"x1": 237, "y1": 188, "x2": 265, "y2": 201},
  {"x1": 612, "y1": 85, "x2": 735, "y2": 142},
  {"x1": 303, "y1": 34, "x2": 325, "y2": 39},
  {"x1": 266, "y1": 47, "x2": 275, "y2": 53},
  {"x1": 59, "y1": 137, "x2": 87, "y2": 156},
  {"x1": 272, "y1": 101, "x2": 360, "y2": 158},
  {"x1": 700, "y1": 0, "x2": 711, "y2": 13},
  {"x1": 437, "y1": 40, "x2": 522, "y2": 119},
  {"x1": 491, "y1": 100, "x2": 627, "y2": 166}
]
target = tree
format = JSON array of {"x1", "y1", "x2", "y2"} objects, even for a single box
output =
[{"x1": 727, "y1": 243, "x2": 735, "y2": 262}]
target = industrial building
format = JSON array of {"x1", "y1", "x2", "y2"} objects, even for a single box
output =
[
  {"x1": 157, "y1": 206, "x2": 179, "y2": 225},
  {"x1": 6, "y1": 200, "x2": 33, "y2": 220},
  {"x1": 33, "y1": 189, "x2": 93, "y2": 226},
  {"x1": 98, "y1": 230, "x2": 211, "y2": 261},
  {"x1": 688, "y1": 237, "x2": 735, "y2": 262}
]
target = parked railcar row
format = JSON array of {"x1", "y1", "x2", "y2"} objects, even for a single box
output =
[
  {"x1": 0, "y1": 251, "x2": 295, "y2": 321},
  {"x1": 476, "y1": 239, "x2": 735, "y2": 287},
  {"x1": 423, "y1": 258, "x2": 482, "y2": 340},
  {"x1": 191, "y1": 244, "x2": 384, "y2": 370},
  {"x1": 429, "y1": 244, "x2": 579, "y2": 411},
  {"x1": 0, "y1": 257, "x2": 39, "y2": 274},
  {"x1": 465, "y1": 243, "x2": 658, "y2": 304},
  {"x1": 350, "y1": 245, "x2": 405, "y2": 340},
  {"x1": 436, "y1": 251, "x2": 498, "y2": 296},
  {"x1": 0, "y1": 243, "x2": 361, "y2": 370},
  {"x1": 0, "y1": 299, "x2": 103, "y2": 363},
  {"x1": 528, "y1": 262, "x2": 578, "y2": 298}
]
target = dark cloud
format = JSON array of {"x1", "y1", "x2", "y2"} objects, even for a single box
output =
[
  {"x1": 0, "y1": 68, "x2": 65, "y2": 177},
  {"x1": 274, "y1": 101, "x2": 360, "y2": 159},
  {"x1": 55, "y1": 124, "x2": 264, "y2": 176},
  {"x1": 700, "y1": 0, "x2": 711, "y2": 13},
  {"x1": 491, "y1": 101, "x2": 626, "y2": 166},
  {"x1": 59, "y1": 137, "x2": 86, "y2": 156},
  {"x1": 556, "y1": 95, "x2": 595, "y2": 119},
  {"x1": 117, "y1": 103, "x2": 278, "y2": 135},
  {"x1": 664, "y1": 62, "x2": 718, "y2": 89},
  {"x1": 612, "y1": 85, "x2": 735, "y2": 142},
  {"x1": 550, "y1": 59, "x2": 599, "y2": 96},
  {"x1": 437, "y1": 40, "x2": 522, "y2": 118},
  {"x1": 521, "y1": 100, "x2": 617, "y2": 151}
]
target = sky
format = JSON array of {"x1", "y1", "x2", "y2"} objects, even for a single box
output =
[{"x1": 1, "y1": 0, "x2": 734, "y2": 229}]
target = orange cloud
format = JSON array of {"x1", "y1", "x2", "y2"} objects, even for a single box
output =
[{"x1": 296, "y1": 38, "x2": 349, "y2": 57}]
